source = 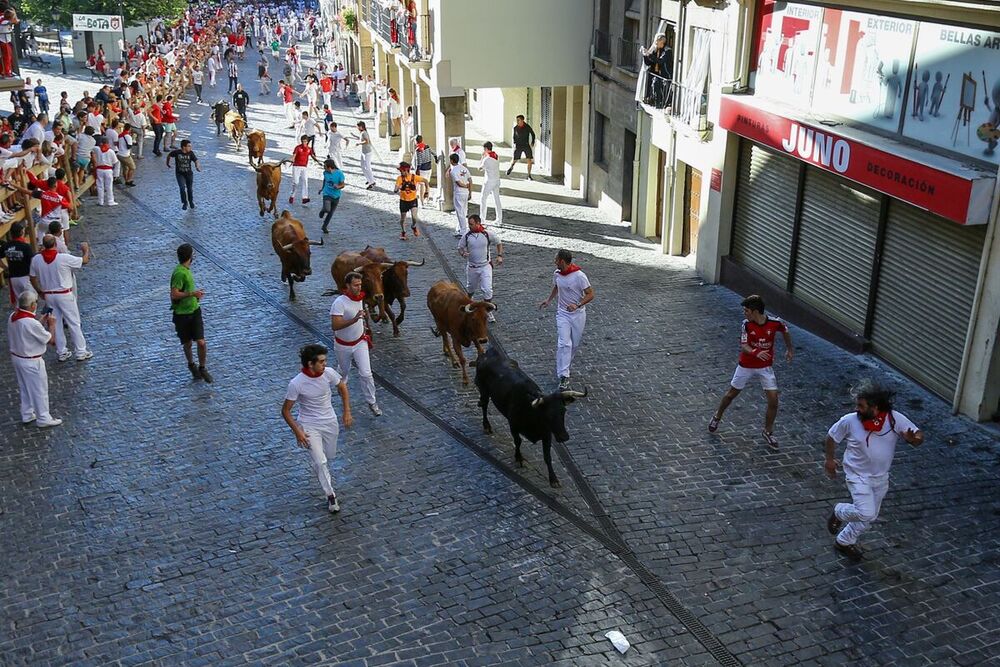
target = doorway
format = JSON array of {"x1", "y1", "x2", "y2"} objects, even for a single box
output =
[
  {"x1": 623, "y1": 129, "x2": 636, "y2": 223},
  {"x1": 682, "y1": 165, "x2": 701, "y2": 256},
  {"x1": 538, "y1": 86, "x2": 553, "y2": 172},
  {"x1": 654, "y1": 148, "x2": 666, "y2": 240}
]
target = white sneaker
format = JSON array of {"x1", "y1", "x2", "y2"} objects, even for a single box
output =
[
  {"x1": 486, "y1": 312, "x2": 496, "y2": 323},
  {"x1": 368, "y1": 402, "x2": 382, "y2": 417},
  {"x1": 327, "y1": 493, "x2": 340, "y2": 513},
  {"x1": 76, "y1": 350, "x2": 93, "y2": 361},
  {"x1": 21, "y1": 414, "x2": 36, "y2": 424},
  {"x1": 107, "y1": 202, "x2": 119, "y2": 206},
  {"x1": 37, "y1": 418, "x2": 63, "y2": 428},
  {"x1": 57, "y1": 351, "x2": 73, "y2": 362}
]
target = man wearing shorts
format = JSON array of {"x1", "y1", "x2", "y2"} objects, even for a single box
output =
[
  {"x1": 170, "y1": 243, "x2": 212, "y2": 383},
  {"x1": 708, "y1": 294, "x2": 793, "y2": 449},
  {"x1": 505, "y1": 114, "x2": 536, "y2": 179},
  {"x1": 393, "y1": 161, "x2": 424, "y2": 240},
  {"x1": 281, "y1": 343, "x2": 353, "y2": 514}
]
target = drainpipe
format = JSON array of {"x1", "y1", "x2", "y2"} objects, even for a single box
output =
[
  {"x1": 952, "y1": 170, "x2": 1000, "y2": 415},
  {"x1": 630, "y1": 0, "x2": 649, "y2": 232}
]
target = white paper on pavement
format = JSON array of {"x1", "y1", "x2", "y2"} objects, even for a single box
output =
[{"x1": 605, "y1": 630, "x2": 630, "y2": 654}]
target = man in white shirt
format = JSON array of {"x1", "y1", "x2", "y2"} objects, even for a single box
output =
[
  {"x1": 448, "y1": 138, "x2": 466, "y2": 166},
  {"x1": 326, "y1": 121, "x2": 348, "y2": 170},
  {"x1": 22, "y1": 113, "x2": 46, "y2": 144},
  {"x1": 91, "y1": 137, "x2": 119, "y2": 206},
  {"x1": 29, "y1": 235, "x2": 92, "y2": 362},
  {"x1": 824, "y1": 381, "x2": 923, "y2": 561},
  {"x1": 207, "y1": 54, "x2": 219, "y2": 87},
  {"x1": 330, "y1": 271, "x2": 381, "y2": 417},
  {"x1": 458, "y1": 214, "x2": 503, "y2": 323},
  {"x1": 539, "y1": 249, "x2": 595, "y2": 390},
  {"x1": 479, "y1": 141, "x2": 503, "y2": 225},
  {"x1": 281, "y1": 343, "x2": 353, "y2": 513},
  {"x1": 8, "y1": 289, "x2": 61, "y2": 427},
  {"x1": 448, "y1": 153, "x2": 472, "y2": 238}
]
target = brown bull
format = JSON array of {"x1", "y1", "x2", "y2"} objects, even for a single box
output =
[
  {"x1": 331, "y1": 252, "x2": 393, "y2": 325},
  {"x1": 247, "y1": 129, "x2": 266, "y2": 167},
  {"x1": 271, "y1": 210, "x2": 323, "y2": 300},
  {"x1": 224, "y1": 110, "x2": 246, "y2": 148},
  {"x1": 360, "y1": 246, "x2": 425, "y2": 337},
  {"x1": 254, "y1": 160, "x2": 289, "y2": 217},
  {"x1": 427, "y1": 280, "x2": 496, "y2": 384}
]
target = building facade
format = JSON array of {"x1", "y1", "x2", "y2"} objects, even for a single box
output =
[{"x1": 619, "y1": 0, "x2": 1000, "y2": 421}]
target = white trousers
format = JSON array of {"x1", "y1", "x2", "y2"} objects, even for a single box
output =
[
  {"x1": 555, "y1": 309, "x2": 586, "y2": 379},
  {"x1": 208, "y1": 69, "x2": 216, "y2": 86},
  {"x1": 302, "y1": 420, "x2": 339, "y2": 497},
  {"x1": 329, "y1": 149, "x2": 343, "y2": 172},
  {"x1": 291, "y1": 166, "x2": 309, "y2": 200},
  {"x1": 466, "y1": 263, "x2": 493, "y2": 300},
  {"x1": 335, "y1": 341, "x2": 376, "y2": 406},
  {"x1": 834, "y1": 472, "x2": 890, "y2": 546},
  {"x1": 453, "y1": 188, "x2": 469, "y2": 233},
  {"x1": 284, "y1": 102, "x2": 296, "y2": 124},
  {"x1": 35, "y1": 213, "x2": 61, "y2": 246},
  {"x1": 12, "y1": 355, "x2": 52, "y2": 422},
  {"x1": 360, "y1": 152, "x2": 374, "y2": 184},
  {"x1": 480, "y1": 179, "x2": 502, "y2": 224},
  {"x1": 322, "y1": 92, "x2": 332, "y2": 109},
  {"x1": 135, "y1": 128, "x2": 145, "y2": 157},
  {"x1": 95, "y1": 170, "x2": 115, "y2": 205},
  {"x1": 9, "y1": 275, "x2": 31, "y2": 305},
  {"x1": 46, "y1": 292, "x2": 87, "y2": 356}
]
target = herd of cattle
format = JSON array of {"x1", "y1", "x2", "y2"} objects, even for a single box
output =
[{"x1": 224, "y1": 116, "x2": 587, "y2": 488}]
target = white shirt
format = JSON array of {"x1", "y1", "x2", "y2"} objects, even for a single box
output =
[
  {"x1": 29, "y1": 252, "x2": 83, "y2": 292},
  {"x1": 8, "y1": 312, "x2": 50, "y2": 357},
  {"x1": 330, "y1": 295, "x2": 364, "y2": 342},
  {"x1": 828, "y1": 410, "x2": 918, "y2": 478},
  {"x1": 117, "y1": 133, "x2": 133, "y2": 157},
  {"x1": 327, "y1": 131, "x2": 346, "y2": 157},
  {"x1": 450, "y1": 163, "x2": 471, "y2": 189},
  {"x1": 22, "y1": 121, "x2": 45, "y2": 144},
  {"x1": 459, "y1": 230, "x2": 499, "y2": 267},
  {"x1": 76, "y1": 134, "x2": 96, "y2": 160},
  {"x1": 554, "y1": 268, "x2": 591, "y2": 313},
  {"x1": 450, "y1": 146, "x2": 466, "y2": 165},
  {"x1": 480, "y1": 154, "x2": 500, "y2": 183},
  {"x1": 284, "y1": 367, "x2": 343, "y2": 425},
  {"x1": 299, "y1": 117, "x2": 318, "y2": 137},
  {"x1": 191, "y1": 69, "x2": 203, "y2": 84},
  {"x1": 92, "y1": 147, "x2": 119, "y2": 169},
  {"x1": 105, "y1": 127, "x2": 119, "y2": 147},
  {"x1": 86, "y1": 113, "x2": 105, "y2": 131}
]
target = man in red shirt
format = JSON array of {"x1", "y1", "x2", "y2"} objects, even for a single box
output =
[
  {"x1": 162, "y1": 95, "x2": 179, "y2": 151},
  {"x1": 288, "y1": 134, "x2": 321, "y2": 205},
  {"x1": 319, "y1": 72, "x2": 333, "y2": 110},
  {"x1": 278, "y1": 80, "x2": 296, "y2": 127},
  {"x1": 709, "y1": 294, "x2": 793, "y2": 449},
  {"x1": 149, "y1": 94, "x2": 164, "y2": 156}
]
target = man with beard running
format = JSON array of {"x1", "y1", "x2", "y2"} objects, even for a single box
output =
[{"x1": 330, "y1": 271, "x2": 381, "y2": 417}]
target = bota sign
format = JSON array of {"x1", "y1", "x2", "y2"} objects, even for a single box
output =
[{"x1": 72, "y1": 14, "x2": 124, "y2": 32}]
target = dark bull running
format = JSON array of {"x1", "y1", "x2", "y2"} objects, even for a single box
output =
[{"x1": 475, "y1": 346, "x2": 587, "y2": 488}]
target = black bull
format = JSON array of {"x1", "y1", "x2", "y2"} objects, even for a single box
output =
[{"x1": 474, "y1": 347, "x2": 587, "y2": 487}]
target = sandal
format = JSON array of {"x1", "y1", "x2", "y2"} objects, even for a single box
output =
[{"x1": 399, "y1": 232, "x2": 408, "y2": 240}]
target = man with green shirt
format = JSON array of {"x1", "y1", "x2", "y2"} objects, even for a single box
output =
[{"x1": 170, "y1": 243, "x2": 212, "y2": 382}]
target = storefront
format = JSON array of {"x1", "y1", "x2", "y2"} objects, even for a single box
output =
[{"x1": 716, "y1": 1, "x2": 1000, "y2": 404}]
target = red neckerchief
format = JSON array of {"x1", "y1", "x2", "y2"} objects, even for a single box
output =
[
  {"x1": 345, "y1": 290, "x2": 366, "y2": 302},
  {"x1": 100, "y1": 144, "x2": 111, "y2": 153},
  {"x1": 861, "y1": 411, "x2": 889, "y2": 433},
  {"x1": 485, "y1": 150, "x2": 498, "y2": 160},
  {"x1": 469, "y1": 221, "x2": 485, "y2": 234},
  {"x1": 416, "y1": 142, "x2": 427, "y2": 151},
  {"x1": 301, "y1": 366, "x2": 323, "y2": 378},
  {"x1": 558, "y1": 263, "x2": 581, "y2": 276},
  {"x1": 11, "y1": 309, "x2": 35, "y2": 322},
  {"x1": 12, "y1": 236, "x2": 27, "y2": 244},
  {"x1": 41, "y1": 248, "x2": 59, "y2": 264}
]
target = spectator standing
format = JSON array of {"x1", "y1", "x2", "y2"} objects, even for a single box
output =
[{"x1": 8, "y1": 290, "x2": 60, "y2": 427}]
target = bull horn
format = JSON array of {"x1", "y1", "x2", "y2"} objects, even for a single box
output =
[
  {"x1": 379, "y1": 262, "x2": 394, "y2": 269},
  {"x1": 462, "y1": 304, "x2": 475, "y2": 314},
  {"x1": 281, "y1": 242, "x2": 295, "y2": 251},
  {"x1": 308, "y1": 238, "x2": 324, "y2": 246},
  {"x1": 405, "y1": 258, "x2": 426, "y2": 267},
  {"x1": 560, "y1": 388, "x2": 588, "y2": 399},
  {"x1": 484, "y1": 301, "x2": 498, "y2": 311},
  {"x1": 530, "y1": 396, "x2": 546, "y2": 408}
]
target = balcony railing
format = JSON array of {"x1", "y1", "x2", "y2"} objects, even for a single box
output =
[
  {"x1": 640, "y1": 71, "x2": 673, "y2": 109},
  {"x1": 668, "y1": 79, "x2": 709, "y2": 132},
  {"x1": 593, "y1": 29, "x2": 611, "y2": 61},
  {"x1": 617, "y1": 37, "x2": 640, "y2": 73},
  {"x1": 363, "y1": 0, "x2": 431, "y2": 62}
]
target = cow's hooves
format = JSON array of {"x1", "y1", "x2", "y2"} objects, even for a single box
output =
[
  {"x1": 483, "y1": 426, "x2": 492, "y2": 434},
  {"x1": 549, "y1": 479, "x2": 562, "y2": 488}
]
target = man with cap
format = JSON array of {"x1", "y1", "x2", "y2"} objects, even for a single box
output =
[
  {"x1": 8, "y1": 289, "x2": 61, "y2": 427},
  {"x1": 29, "y1": 235, "x2": 92, "y2": 362}
]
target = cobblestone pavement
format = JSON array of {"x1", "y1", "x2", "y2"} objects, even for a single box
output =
[{"x1": 2, "y1": 50, "x2": 1000, "y2": 666}]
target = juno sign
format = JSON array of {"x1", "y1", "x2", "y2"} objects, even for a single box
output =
[{"x1": 72, "y1": 14, "x2": 124, "y2": 32}]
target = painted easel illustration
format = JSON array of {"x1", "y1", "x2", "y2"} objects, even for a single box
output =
[
  {"x1": 952, "y1": 73, "x2": 976, "y2": 147},
  {"x1": 979, "y1": 70, "x2": 1000, "y2": 156}
]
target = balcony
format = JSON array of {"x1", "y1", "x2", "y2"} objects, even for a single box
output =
[
  {"x1": 616, "y1": 37, "x2": 640, "y2": 73},
  {"x1": 593, "y1": 28, "x2": 610, "y2": 62},
  {"x1": 362, "y1": 0, "x2": 431, "y2": 63},
  {"x1": 668, "y1": 79, "x2": 710, "y2": 133}
]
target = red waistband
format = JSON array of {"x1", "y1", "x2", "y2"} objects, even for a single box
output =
[
  {"x1": 96, "y1": 165, "x2": 114, "y2": 170},
  {"x1": 42, "y1": 288, "x2": 72, "y2": 295},
  {"x1": 11, "y1": 352, "x2": 43, "y2": 359},
  {"x1": 335, "y1": 333, "x2": 370, "y2": 347}
]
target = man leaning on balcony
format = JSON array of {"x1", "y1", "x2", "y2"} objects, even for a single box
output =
[{"x1": 642, "y1": 33, "x2": 673, "y2": 109}]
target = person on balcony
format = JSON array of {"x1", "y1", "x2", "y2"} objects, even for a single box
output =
[{"x1": 642, "y1": 33, "x2": 673, "y2": 109}]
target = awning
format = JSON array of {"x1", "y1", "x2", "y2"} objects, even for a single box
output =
[{"x1": 719, "y1": 95, "x2": 996, "y2": 225}]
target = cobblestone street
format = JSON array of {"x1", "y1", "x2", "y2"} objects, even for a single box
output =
[{"x1": 2, "y1": 50, "x2": 1000, "y2": 666}]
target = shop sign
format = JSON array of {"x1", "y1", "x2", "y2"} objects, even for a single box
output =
[
  {"x1": 72, "y1": 14, "x2": 124, "y2": 32},
  {"x1": 710, "y1": 168, "x2": 723, "y2": 191},
  {"x1": 720, "y1": 96, "x2": 994, "y2": 225}
]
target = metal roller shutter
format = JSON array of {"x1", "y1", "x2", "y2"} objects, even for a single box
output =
[
  {"x1": 870, "y1": 203, "x2": 986, "y2": 399},
  {"x1": 791, "y1": 168, "x2": 879, "y2": 334},
  {"x1": 731, "y1": 142, "x2": 798, "y2": 286}
]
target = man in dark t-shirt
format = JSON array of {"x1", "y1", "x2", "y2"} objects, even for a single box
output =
[
  {"x1": 506, "y1": 114, "x2": 536, "y2": 180},
  {"x1": 0, "y1": 222, "x2": 34, "y2": 305},
  {"x1": 166, "y1": 140, "x2": 202, "y2": 210}
]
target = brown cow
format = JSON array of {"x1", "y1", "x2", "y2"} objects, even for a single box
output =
[
  {"x1": 426, "y1": 280, "x2": 496, "y2": 384},
  {"x1": 247, "y1": 129, "x2": 266, "y2": 167},
  {"x1": 331, "y1": 252, "x2": 393, "y2": 324},
  {"x1": 224, "y1": 110, "x2": 246, "y2": 148},
  {"x1": 254, "y1": 160, "x2": 289, "y2": 217},
  {"x1": 271, "y1": 210, "x2": 323, "y2": 300},
  {"x1": 360, "y1": 246, "x2": 425, "y2": 337}
]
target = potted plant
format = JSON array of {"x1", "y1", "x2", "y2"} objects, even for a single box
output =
[{"x1": 343, "y1": 8, "x2": 357, "y2": 32}]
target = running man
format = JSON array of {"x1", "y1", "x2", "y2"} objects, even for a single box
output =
[
  {"x1": 354, "y1": 121, "x2": 375, "y2": 189},
  {"x1": 449, "y1": 153, "x2": 472, "y2": 237},
  {"x1": 281, "y1": 343, "x2": 353, "y2": 514},
  {"x1": 480, "y1": 141, "x2": 503, "y2": 224},
  {"x1": 458, "y1": 214, "x2": 503, "y2": 323},
  {"x1": 393, "y1": 161, "x2": 424, "y2": 240},
  {"x1": 506, "y1": 114, "x2": 536, "y2": 179},
  {"x1": 539, "y1": 249, "x2": 594, "y2": 390},
  {"x1": 170, "y1": 243, "x2": 212, "y2": 383},
  {"x1": 330, "y1": 271, "x2": 382, "y2": 417},
  {"x1": 319, "y1": 158, "x2": 345, "y2": 234},
  {"x1": 289, "y1": 134, "x2": 321, "y2": 205},
  {"x1": 708, "y1": 294, "x2": 793, "y2": 449}
]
